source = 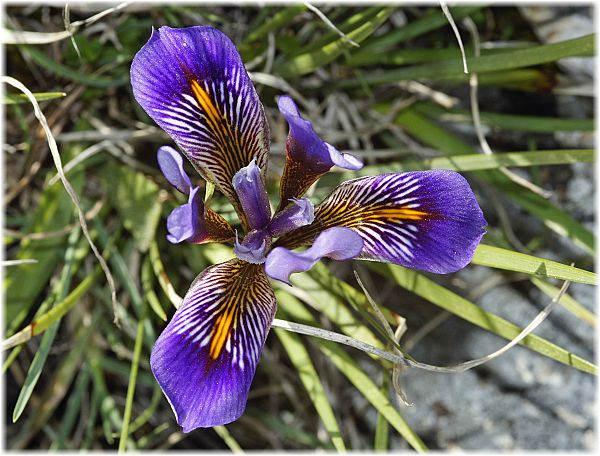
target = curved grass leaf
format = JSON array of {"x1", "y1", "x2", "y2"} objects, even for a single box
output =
[
  {"x1": 275, "y1": 302, "x2": 346, "y2": 452},
  {"x1": 368, "y1": 262, "x2": 596, "y2": 375},
  {"x1": 278, "y1": 7, "x2": 394, "y2": 78},
  {"x1": 278, "y1": 291, "x2": 427, "y2": 452},
  {"x1": 19, "y1": 45, "x2": 128, "y2": 88},
  {"x1": 339, "y1": 34, "x2": 594, "y2": 87},
  {"x1": 4, "y1": 92, "x2": 66, "y2": 104},
  {"x1": 352, "y1": 149, "x2": 594, "y2": 176},
  {"x1": 243, "y1": 5, "x2": 306, "y2": 44},
  {"x1": 415, "y1": 103, "x2": 594, "y2": 132},
  {"x1": 472, "y1": 245, "x2": 595, "y2": 284},
  {"x1": 531, "y1": 278, "x2": 596, "y2": 326},
  {"x1": 213, "y1": 426, "x2": 243, "y2": 453},
  {"x1": 142, "y1": 256, "x2": 167, "y2": 321},
  {"x1": 12, "y1": 227, "x2": 82, "y2": 422},
  {"x1": 348, "y1": 4, "x2": 485, "y2": 63}
]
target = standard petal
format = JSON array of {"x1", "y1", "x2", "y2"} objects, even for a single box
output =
[
  {"x1": 276, "y1": 171, "x2": 487, "y2": 274},
  {"x1": 276, "y1": 96, "x2": 362, "y2": 210},
  {"x1": 150, "y1": 259, "x2": 277, "y2": 431},
  {"x1": 264, "y1": 227, "x2": 363, "y2": 285},
  {"x1": 157, "y1": 146, "x2": 192, "y2": 194},
  {"x1": 131, "y1": 26, "x2": 270, "y2": 215},
  {"x1": 166, "y1": 186, "x2": 235, "y2": 244}
]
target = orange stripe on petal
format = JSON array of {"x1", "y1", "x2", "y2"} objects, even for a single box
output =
[
  {"x1": 150, "y1": 259, "x2": 276, "y2": 431},
  {"x1": 277, "y1": 171, "x2": 486, "y2": 274}
]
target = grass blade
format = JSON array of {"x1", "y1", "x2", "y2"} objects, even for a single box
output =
[
  {"x1": 12, "y1": 322, "x2": 61, "y2": 422},
  {"x1": 19, "y1": 45, "x2": 128, "y2": 88},
  {"x1": 278, "y1": 7, "x2": 394, "y2": 78},
  {"x1": 275, "y1": 300, "x2": 347, "y2": 452},
  {"x1": 472, "y1": 244, "x2": 595, "y2": 284},
  {"x1": 278, "y1": 292, "x2": 427, "y2": 452},
  {"x1": 213, "y1": 426, "x2": 243, "y2": 453},
  {"x1": 118, "y1": 306, "x2": 146, "y2": 452},
  {"x1": 369, "y1": 262, "x2": 596, "y2": 375},
  {"x1": 340, "y1": 34, "x2": 594, "y2": 86},
  {"x1": 4, "y1": 92, "x2": 66, "y2": 104},
  {"x1": 352, "y1": 149, "x2": 594, "y2": 175},
  {"x1": 531, "y1": 278, "x2": 596, "y2": 326},
  {"x1": 415, "y1": 102, "x2": 594, "y2": 132}
]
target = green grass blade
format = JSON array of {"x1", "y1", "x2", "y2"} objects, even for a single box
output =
[
  {"x1": 374, "y1": 373, "x2": 390, "y2": 451},
  {"x1": 369, "y1": 262, "x2": 596, "y2": 375},
  {"x1": 472, "y1": 245, "x2": 596, "y2": 284},
  {"x1": 275, "y1": 300, "x2": 347, "y2": 452},
  {"x1": 19, "y1": 45, "x2": 128, "y2": 88},
  {"x1": 349, "y1": 5, "x2": 484, "y2": 63},
  {"x1": 90, "y1": 351, "x2": 133, "y2": 446},
  {"x1": 149, "y1": 240, "x2": 183, "y2": 308},
  {"x1": 12, "y1": 322, "x2": 61, "y2": 423},
  {"x1": 278, "y1": 293, "x2": 427, "y2": 451},
  {"x1": 142, "y1": 255, "x2": 167, "y2": 321},
  {"x1": 5, "y1": 163, "x2": 84, "y2": 334},
  {"x1": 4, "y1": 92, "x2": 66, "y2": 105},
  {"x1": 297, "y1": 6, "x2": 383, "y2": 55},
  {"x1": 243, "y1": 5, "x2": 306, "y2": 44},
  {"x1": 11, "y1": 226, "x2": 83, "y2": 422},
  {"x1": 53, "y1": 367, "x2": 91, "y2": 450},
  {"x1": 414, "y1": 102, "x2": 594, "y2": 132},
  {"x1": 278, "y1": 7, "x2": 394, "y2": 78},
  {"x1": 3, "y1": 268, "x2": 100, "y2": 351},
  {"x1": 530, "y1": 278, "x2": 596, "y2": 326},
  {"x1": 340, "y1": 34, "x2": 594, "y2": 86},
  {"x1": 352, "y1": 149, "x2": 594, "y2": 175},
  {"x1": 11, "y1": 310, "x2": 101, "y2": 449},
  {"x1": 102, "y1": 163, "x2": 161, "y2": 253},
  {"x1": 128, "y1": 386, "x2": 163, "y2": 434},
  {"x1": 213, "y1": 426, "x2": 243, "y2": 453},
  {"x1": 321, "y1": 335, "x2": 426, "y2": 451},
  {"x1": 118, "y1": 307, "x2": 146, "y2": 452}
]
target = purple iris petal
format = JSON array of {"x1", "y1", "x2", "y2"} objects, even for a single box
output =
[
  {"x1": 233, "y1": 229, "x2": 270, "y2": 264},
  {"x1": 268, "y1": 198, "x2": 315, "y2": 238},
  {"x1": 157, "y1": 146, "x2": 192, "y2": 194},
  {"x1": 166, "y1": 186, "x2": 204, "y2": 244},
  {"x1": 277, "y1": 96, "x2": 363, "y2": 173},
  {"x1": 264, "y1": 227, "x2": 363, "y2": 285},
  {"x1": 277, "y1": 171, "x2": 487, "y2": 274},
  {"x1": 232, "y1": 159, "x2": 271, "y2": 230},
  {"x1": 131, "y1": 26, "x2": 270, "y2": 214},
  {"x1": 150, "y1": 259, "x2": 277, "y2": 431}
]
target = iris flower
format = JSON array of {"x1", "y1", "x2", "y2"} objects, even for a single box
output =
[{"x1": 131, "y1": 26, "x2": 486, "y2": 432}]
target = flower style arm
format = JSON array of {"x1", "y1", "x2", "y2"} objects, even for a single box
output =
[
  {"x1": 131, "y1": 26, "x2": 270, "y2": 224},
  {"x1": 151, "y1": 259, "x2": 277, "y2": 431},
  {"x1": 276, "y1": 171, "x2": 487, "y2": 274},
  {"x1": 265, "y1": 227, "x2": 363, "y2": 285}
]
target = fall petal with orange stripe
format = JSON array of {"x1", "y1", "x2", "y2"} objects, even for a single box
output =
[{"x1": 131, "y1": 26, "x2": 486, "y2": 431}]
